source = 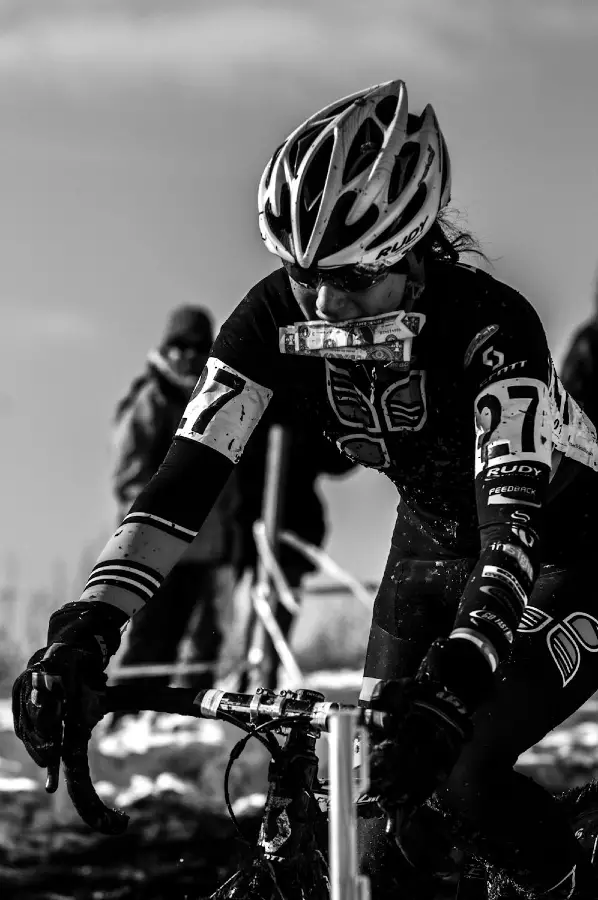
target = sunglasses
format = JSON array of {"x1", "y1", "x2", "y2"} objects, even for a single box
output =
[{"x1": 282, "y1": 259, "x2": 389, "y2": 293}]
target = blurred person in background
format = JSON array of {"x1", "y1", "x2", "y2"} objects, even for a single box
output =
[
  {"x1": 110, "y1": 305, "x2": 239, "y2": 704},
  {"x1": 560, "y1": 277, "x2": 598, "y2": 427},
  {"x1": 14, "y1": 78, "x2": 598, "y2": 899}
]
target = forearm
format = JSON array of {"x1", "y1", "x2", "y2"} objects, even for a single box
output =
[
  {"x1": 82, "y1": 438, "x2": 234, "y2": 617},
  {"x1": 450, "y1": 451, "x2": 548, "y2": 671},
  {"x1": 451, "y1": 523, "x2": 539, "y2": 670},
  {"x1": 79, "y1": 521, "x2": 195, "y2": 616},
  {"x1": 75, "y1": 357, "x2": 272, "y2": 625}
]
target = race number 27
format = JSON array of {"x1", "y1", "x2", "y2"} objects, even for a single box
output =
[
  {"x1": 474, "y1": 377, "x2": 550, "y2": 474},
  {"x1": 176, "y1": 357, "x2": 273, "y2": 463},
  {"x1": 189, "y1": 368, "x2": 246, "y2": 435}
]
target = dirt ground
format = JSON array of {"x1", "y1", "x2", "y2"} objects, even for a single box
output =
[{"x1": 1, "y1": 681, "x2": 598, "y2": 899}]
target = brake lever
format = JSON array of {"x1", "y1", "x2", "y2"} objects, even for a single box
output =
[{"x1": 45, "y1": 761, "x2": 60, "y2": 794}]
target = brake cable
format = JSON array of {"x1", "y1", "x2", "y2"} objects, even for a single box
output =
[{"x1": 221, "y1": 715, "x2": 320, "y2": 845}]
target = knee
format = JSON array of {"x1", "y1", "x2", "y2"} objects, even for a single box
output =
[
  {"x1": 357, "y1": 814, "x2": 390, "y2": 874},
  {"x1": 435, "y1": 763, "x2": 479, "y2": 821},
  {"x1": 435, "y1": 711, "x2": 520, "y2": 822},
  {"x1": 357, "y1": 813, "x2": 414, "y2": 889}
]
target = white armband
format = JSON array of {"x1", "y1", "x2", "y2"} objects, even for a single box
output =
[{"x1": 176, "y1": 357, "x2": 272, "y2": 463}]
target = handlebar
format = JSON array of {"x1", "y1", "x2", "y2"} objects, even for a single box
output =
[
  {"x1": 104, "y1": 684, "x2": 392, "y2": 731},
  {"x1": 195, "y1": 686, "x2": 340, "y2": 729},
  {"x1": 58, "y1": 684, "x2": 393, "y2": 835}
]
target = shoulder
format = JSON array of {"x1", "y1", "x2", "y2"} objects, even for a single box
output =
[
  {"x1": 425, "y1": 262, "x2": 549, "y2": 372},
  {"x1": 212, "y1": 268, "x2": 300, "y2": 387},
  {"x1": 224, "y1": 268, "x2": 298, "y2": 331},
  {"x1": 245, "y1": 267, "x2": 293, "y2": 302},
  {"x1": 428, "y1": 261, "x2": 540, "y2": 321},
  {"x1": 418, "y1": 262, "x2": 552, "y2": 390}
]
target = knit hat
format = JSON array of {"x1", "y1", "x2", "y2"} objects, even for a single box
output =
[{"x1": 161, "y1": 306, "x2": 213, "y2": 351}]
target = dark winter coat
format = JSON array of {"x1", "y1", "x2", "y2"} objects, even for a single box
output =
[{"x1": 561, "y1": 320, "x2": 598, "y2": 429}]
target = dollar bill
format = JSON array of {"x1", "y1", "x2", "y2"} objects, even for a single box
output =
[
  {"x1": 279, "y1": 310, "x2": 426, "y2": 365},
  {"x1": 284, "y1": 343, "x2": 409, "y2": 364}
]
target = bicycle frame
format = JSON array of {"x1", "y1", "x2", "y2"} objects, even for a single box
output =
[
  {"x1": 328, "y1": 709, "x2": 370, "y2": 900},
  {"x1": 57, "y1": 684, "x2": 487, "y2": 900}
]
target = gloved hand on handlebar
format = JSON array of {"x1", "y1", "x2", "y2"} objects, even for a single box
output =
[
  {"x1": 12, "y1": 601, "x2": 128, "y2": 778},
  {"x1": 368, "y1": 637, "x2": 495, "y2": 812}
]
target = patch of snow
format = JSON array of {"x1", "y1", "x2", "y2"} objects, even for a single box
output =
[
  {"x1": 231, "y1": 792, "x2": 267, "y2": 818},
  {"x1": 112, "y1": 771, "x2": 201, "y2": 806},
  {"x1": 0, "y1": 775, "x2": 39, "y2": 792},
  {"x1": 96, "y1": 712, "x2": 225, "y2": 757}
]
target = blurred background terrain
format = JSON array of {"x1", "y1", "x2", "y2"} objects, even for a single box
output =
[{"x1": 1, "y1": 1, "x2": 598, "y2": 897}]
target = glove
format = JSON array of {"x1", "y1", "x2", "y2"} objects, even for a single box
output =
[
  {"x1": 368, "y1": 638, "x2": 495, "y2": 812},
  {"x1": 12, "y1": 601, "x2": 127, "y2": 777}
]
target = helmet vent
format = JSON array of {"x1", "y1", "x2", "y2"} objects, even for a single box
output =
[
  {"x1": 301, "y1": 134, "x2": 334, "y2": 211},
  {"x1": 276, "y1": 226, "x2": 294, "y2": 258},
  {"x1": 263, "y1": 143, "x2": 284, "y2": 190},
  {"x1": 406, "y1": 111, "x2": 424, "y2": 135},
  {"x1": 289, "y1": 123, "x2": 327, "y2": 178},
  {"x1": 343, "y1": 118, "x2": 383, "y2": 184},
  {"x1": 315, "y1": 193, "x2": 379, "y2": 262},
  {"x1": 387, "y1": 141, "x2": 420, "y2": 204},
  {"x1": 264, "y1": 182, "x2": 291, "y2": 235},
  {"x1": 375, "y1": 95, "x2": 398, "y2": 126},
  {"x1": 297, "y1": 135, "x2": 335, "y2": 246},
  {"x1": 439, "y1": 132, "x2": 451, "y2": 204},
  {"x1": 366, "y1": 183, "x2": 427, "y2": 250},
  {"x1": 325, "y1": 97, "x2": 358, "y2": 120}
]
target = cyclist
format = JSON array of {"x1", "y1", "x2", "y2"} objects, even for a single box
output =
[{"x1": 12, "y1": 79, "x2": 598, "y2": 899}]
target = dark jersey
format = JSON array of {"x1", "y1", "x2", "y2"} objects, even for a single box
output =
[{"x1": 82, "y1": 262, "x2": 598, "y2": 668}]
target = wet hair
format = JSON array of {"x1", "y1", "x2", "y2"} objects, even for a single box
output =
[{"x1": 416, "y1": 207, "x2": 489, "y2": 266}]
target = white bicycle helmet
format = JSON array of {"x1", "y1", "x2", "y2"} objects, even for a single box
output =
[{"x1": 258, "y1": 79, "x2": 451, "y2": 272}]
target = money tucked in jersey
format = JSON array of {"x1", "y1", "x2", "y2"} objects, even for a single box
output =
[{"x1": 279, "y1": 310, "x2": 426, "y2": 368}]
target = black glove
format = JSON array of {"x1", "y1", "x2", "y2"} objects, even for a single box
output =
[
  {"x1": 368, "y1": 638, "x2": 495, "y2": 812},
  {"x1": 12, "y1": 601, "x2": 127, "y2": 778}
]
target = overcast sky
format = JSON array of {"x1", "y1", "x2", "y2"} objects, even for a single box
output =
[{"x1": 1, "y1": 0, "x2": 597, "y2": 592}]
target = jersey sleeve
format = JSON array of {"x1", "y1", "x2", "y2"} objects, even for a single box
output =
[
  {"x1": 79, "y1": 284, "x2": 281, "y2": 618},
  {"x1": 450, "y1": 290, "x2": 553, "y2": 670}
]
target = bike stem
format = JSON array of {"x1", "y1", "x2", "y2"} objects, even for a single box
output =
[
  {"x1": 210, "y1": 688, "x2": 330, "y2": 900},
  {"x1": 257, "y1": 689, "x2": 325, "y2": 861}
]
